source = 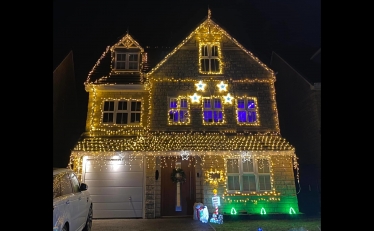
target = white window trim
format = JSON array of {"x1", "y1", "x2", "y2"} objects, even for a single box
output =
[
  {"x1": 101, "y1": 100, "x2": 141, "y2": 125},
  {"x1": 168, "y1": 97, "x2": 190, "y2": 125},
  {"x1": 236, "y1": 97, "x2": 260, "y2": 125},
  {"x1": 202, "y1": 97, "x2": 224, "y2": 124},
  {"x1": 114, "y1": 52, "x2": 140, "y2": 71},
  {"x1": 226, "y1": 158, "x2": 272, "y2": 193}
]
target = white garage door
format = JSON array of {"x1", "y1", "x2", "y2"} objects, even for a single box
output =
[{"x1": 82, "y1": 155, "x2": 144, "y2": 218}]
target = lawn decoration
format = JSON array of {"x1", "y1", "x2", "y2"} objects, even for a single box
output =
[
  {"x1": 201, "y1": 206, "x2": 209, "y2": 223},
  {"x1": 209, "y1": 188, "x2": 223, "y2": 224}
]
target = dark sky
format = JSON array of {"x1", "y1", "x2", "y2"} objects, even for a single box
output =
[{"x1": 53, "y1": 0, "x2": 320, "y2": 167}]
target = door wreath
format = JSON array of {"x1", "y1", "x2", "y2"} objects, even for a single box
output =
[{"x1": 171, "y1": 168, "x2": 186, "y2": 184}]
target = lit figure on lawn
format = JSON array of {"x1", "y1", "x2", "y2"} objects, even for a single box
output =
[{"x1": 209, "y1": 188, "x2": 223, "y2": 224}]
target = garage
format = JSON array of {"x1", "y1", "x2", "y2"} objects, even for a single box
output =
[{"x1": 82, "y1": 155, "x2": 144, "y2": 218}]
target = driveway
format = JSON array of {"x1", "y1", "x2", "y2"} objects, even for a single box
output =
[{"x1": 91, "y1": 217, "x2": 215, "y2": 231}]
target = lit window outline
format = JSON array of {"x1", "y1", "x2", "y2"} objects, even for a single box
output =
[
  {"x1": 168, "y1": 97, "x2": 190, "y2": 125},
  {"x1": 199, "y1": 42, "x2": 223, "y2": 74}
]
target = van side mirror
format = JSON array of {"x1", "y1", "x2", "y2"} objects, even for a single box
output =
[{"x1": 80, "y1": 183, "x2": 88, "y2": 191}]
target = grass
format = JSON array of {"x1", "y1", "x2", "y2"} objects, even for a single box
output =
[{"x1": 209, "y1": 216, "x2": 321, "y2": 231}]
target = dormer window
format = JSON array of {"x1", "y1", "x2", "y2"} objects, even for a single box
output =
[
  {"x1": 115, "y1": 52, "x2": 139, "y2": 70},
  {"x1": 199, "y1": 43, "x2": 222, "y2": 74}
]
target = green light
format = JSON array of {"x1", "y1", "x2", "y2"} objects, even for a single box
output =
[
  {"x1": 289, "y1": 207, "x2": 296, "y2": 214},
  {"x1": 230, "y1": 208, "x2": 237, "y2": 215},
  {"x1": 260, "y1": 207, "x2": 266, "y2": 215}
]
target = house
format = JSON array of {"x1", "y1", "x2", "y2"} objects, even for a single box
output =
[
  {"x1": 53, "y1": 51, "x2": 81, "y2": 168},
  {"x1": 70, "y1": 10, "x2": 300, "y2": 219},
  {"x1": 270, "y1": 47, "x2": 321, "y2": 215}
]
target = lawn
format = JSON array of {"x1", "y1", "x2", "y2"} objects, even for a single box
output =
[{"x1": 209, "y1": 216, "x2": 321, "y2": 231}]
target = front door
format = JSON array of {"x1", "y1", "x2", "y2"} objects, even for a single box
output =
[{"x1": 161, "y1": 156, "x2": 195, "y2": 216}]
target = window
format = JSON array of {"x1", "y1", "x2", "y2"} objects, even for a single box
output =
[
  {"x1": 115, "y1": 52, "x2": 139, "y2": 70},
  {"x1": 203, "y1": 98, "x2": 223, "y2": 123},
  {"x1": 237, "y1": 98, "x2": 257, "y2": 123},
  {"x1": 102, "y1": 100, "x2": 141, "y2": 125},
  {"x1": 199, "y1": 43, "x2": 221, "y2": 74},
  {"x1": 53, "y1": 173, "x2": 73, "y2": 199},
  {"x1": 168, "y1": 98, "x2": 189, "y2": 124},
  {"x1": 226, "y1": 158, "x2": 271, "y2": 193}
]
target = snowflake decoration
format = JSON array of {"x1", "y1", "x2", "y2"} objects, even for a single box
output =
[
  {"x1": 181, "y1": 150, "x2": 190, "y2": 160},
  {"x1": 241, "y1": 151, "x2": 252, "y2": 162}
]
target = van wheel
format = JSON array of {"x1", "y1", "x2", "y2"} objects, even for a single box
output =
[{"x1": 83, "y1": 204, "x2": 93, "y2": 231}]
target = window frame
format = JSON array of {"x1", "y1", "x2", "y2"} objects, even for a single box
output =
[
  {"x1": 101, "y1": 99, "x2": 142, "y2": 125},
  {"x1": 226, "y1": 157, "x2": 272, "y2": 193},
  {"x1": 168, "y1": 97, "x2": 190, "y2": 125},
  {"x1": 236, "y1": 97, "x2": 260, "y2": 125},
  {"x1": 202, "y1": 97, "x2": 224, "y2": 124},
  {"x1": 114, "y1": 52, "x2": 140, "y2": 71},
  {"x1": 199, "y1": 42, "x2": 222, "y2": 74}
]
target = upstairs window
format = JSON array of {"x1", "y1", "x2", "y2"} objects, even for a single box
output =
[
  {"x1": 199, "y1": 43, "x2": 221, "y2": 74},
  {"x1": 237, "y1": 98, "x2": 258, "y2": 124},
  {"x1": 168, "y1": 97, "x2": 190, "y2": 124},
  {"x1": 115, "y1": 52, "x2": 139, "y2": 70},
  {"x1": 226, "y1": 158, "x2": 271, "y2": 193},
  {"x1": 203, "y1": 98, "x2": 223, "y2": 124},
  {"x1": 102, "y1": 100, "x2": 141, "y2": 125}
]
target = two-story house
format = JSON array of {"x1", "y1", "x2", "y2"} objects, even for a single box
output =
[{"x1": 70, "y1": 10, "x2": 300, "y2": 219}]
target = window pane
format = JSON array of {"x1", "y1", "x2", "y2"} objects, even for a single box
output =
[
  {"x1": 129, "y1": 54, "x2": 138, "y2": 61},
  {"x1": 116, "y1": 113, "x2": 128, "y2": 124},
  {"x1": 202, "y1": 45, "x2": 208, "y2": 56},
  {"x1": 128, "y1": 62, "x2": 138, "y2": 69},
  {"x1": 180, "y1": 99, "x2": 188, "y2": 108},
  {"x1": 237, "y1": 100, "x2": 245, "y2": 109},
  {"x1": 201, "y1": 59, "x2": 209, "y2": 71},
  {"x1": 204, "y1": 111, "x2": 213, "y2": 122},
  {"x1": 242, "y1": 160, "x2": 254, "y2": 172},
  {"x1": 211, "y1": 46, "x2": 218, "y2": 56},
  {"x1": 259, "y1": 175, "x2": 271, "y2": 190},
  {"x1": 131, "y1": 113, "x2": 140, "y2": 123},
  {"x1": 104, "y1": 101, "x2": 114, "y2": 111},
  {"x1": 103, "y1": 113, "x2": 113, "y2": 123},
  {"x1": 227, "y1": 159, "x2": 239, "y2": 173},
  {"x1": 131, "y1": 102, "x2": 141, "y2": 111},
  {"x1": 248, "y1": 111, "x2": 256, "y2": 122},
  {"x1": 203, "y1": 99, "x2": 211, "y2": 108},
  {"x1": 118, "y1": 101, "x2": 127, "y2": 110},
  {"x1": 242, "y1": 175, "x2": 256, "y2": 192},
  {"x1": 70, "y1": 173, "x2": 80, "y2": 193},
  {"x1": 170, "y1": 99, "x2": 177, "y2": 108},
  {"x1": 179, "y1": 110, "x2": 187, "y2": 122},
  {"x1": 117, "y1": 62, "x2": 126, "y2": 69},
  {"x1": 238, "y1": 111, "x2": 246, "y2": 122},
  {"x1": 247, "y1": 100, "x2": 255, "y2": 109},
  {"x1": 60, "y1": 173, "x2": 72, "y2": 196},
  {"x1": 228, "y1": 176, "x2": 240, "y2": 190},
  {"x1": 53, "y1": 174, "x2": 62, "y2": 199},
  {"x1": 213, "y1": 111, "x2": 222, "y2": 122},
  {"x1": 257, "y1": 159, "x2": 270, "y2": 173},
  {"x1": 117, "y1": 53, "x2": 126, "y2": 61},
  {"x1": 214, "y1": 99, "x2": 221, "y2": 108},
  {"x1": 211, "y1": 59, "x2": 220, "y2": 72}
]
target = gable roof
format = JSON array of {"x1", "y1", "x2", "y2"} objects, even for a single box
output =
[
  {"x1": 146, "y1": 14, "x2": 274, "y2": 77},
  {"x1": 85, "y1": 33, "x2": 145, "y2": 85}
]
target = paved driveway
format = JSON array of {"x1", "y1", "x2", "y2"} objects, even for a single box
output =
[{"x1": 91, "y1": 217, "x2": 215, "y2": 231}]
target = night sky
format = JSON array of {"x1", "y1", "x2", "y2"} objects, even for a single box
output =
[{"x1": 53, "y1": 0, "x2": 320, "y2": 166}]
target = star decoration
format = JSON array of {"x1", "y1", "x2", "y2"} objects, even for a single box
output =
[
  {"x1": 217, "y1": 81, "x2": 228, "y2": 92},
  {"x1": 190, "y1": 93, "x2": 201, "y2": 103},
  {"x1": 195, "y1": 80, "x2": 206, "y2": 91},
  {"x1": 224, "y1": 93, "x2": 233, "y2": 104}
]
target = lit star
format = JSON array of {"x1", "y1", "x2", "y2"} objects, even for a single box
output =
[
  {"x1": 195, "y1": 80, "x2": 206, "y2": 91},
  {"x1": 190, "y1": 93, "x2": 201, "y2": 103},
  {"x1": 224, "y1": 93, "x2": 233, "y2": 104},
  {"x1": 217, "y1": 81, "x2": 228, "y2": 92}
]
